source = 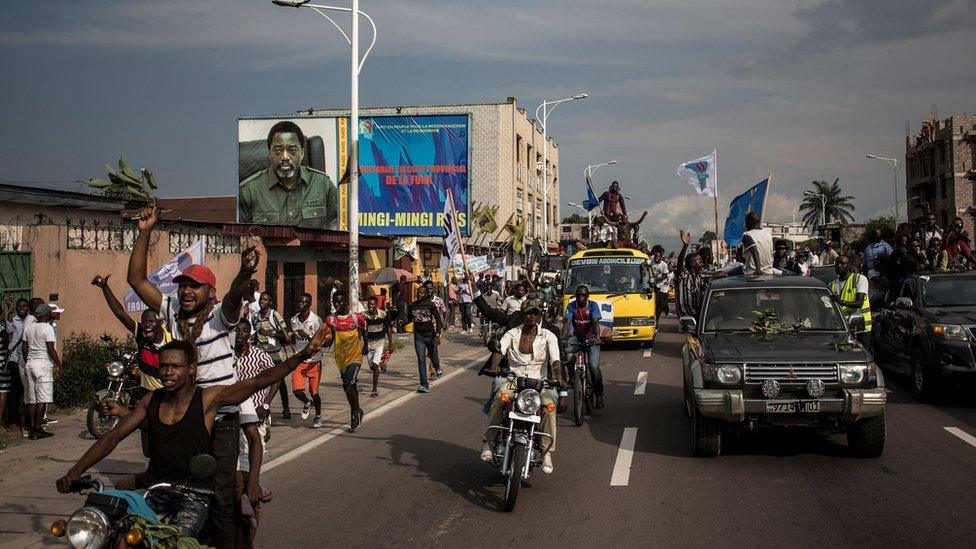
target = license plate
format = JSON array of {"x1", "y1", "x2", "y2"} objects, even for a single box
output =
[
  {"x1": 613, "y1": 329, "x2": 625, "y2": 337},
  {"x1": 764, "y1": 400, "x2": 821, "y2": 413},
  {"x1": 509, "y1": 411, "x2": 541, "y2": 423}
]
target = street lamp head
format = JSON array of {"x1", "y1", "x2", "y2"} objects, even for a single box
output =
[
  {"x1": 866, "y1": 154, "x2": 877, "y2": 159},
  {"x1": 272, "y1": 0, "x2": 310, "y2": 6},
  {"x1": 573, "y1": 93, "x2": 588, "y2": 100},
  {"x1": 608, "y1": 160, "x2": 618, "y2": 165}
]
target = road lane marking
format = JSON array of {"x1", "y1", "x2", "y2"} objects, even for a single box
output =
[
  {"x1": 263, "y1": 348, "x2": 483, "y2": 473},
  {"x1": 642, "y1": 349, "x2": 652, "y2": 358},
  {"x1": 634, "y1": 372, "x2": 648, "y2": 395},
  {"x1": 610, "y1": 427, "x2": 638, "y2": 486},
  {"x1": 945, "y1": 427, "x2": 976, "y2": 448}
]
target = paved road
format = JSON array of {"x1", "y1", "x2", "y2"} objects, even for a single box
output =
[
  {"x1": 259, "y1": 318, "x2": 976, "y2": 548},
  {"x1": 5, "y1": 319, "x2": 976, "y2": 547}
]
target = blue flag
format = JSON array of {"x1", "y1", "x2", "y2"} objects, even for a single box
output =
[
  {"x1": 582, "y1": 171, "x2": 600, "y2": 211},
  {"x1": 724, "y1": 178, "x2": 768, "y2": 247}
]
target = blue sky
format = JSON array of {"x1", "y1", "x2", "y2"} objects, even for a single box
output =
[{"x1": 1, "y1": 0, "x2": 974, "y2": 244}]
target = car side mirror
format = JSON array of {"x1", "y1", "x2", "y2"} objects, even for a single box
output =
[
  {"x1": 893, "y1": 297, "x2": 913, "y2": 310},
  {"x1": 848, "y1": 314, "x2": 866, "y2": 334},
  {"x1": 679, "y1": 316, "x2": 698, "y2": 335}
]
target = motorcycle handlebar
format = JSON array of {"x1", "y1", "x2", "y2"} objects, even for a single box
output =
[{"x1": 69, "y1": 476, "x2": 102, "y2": 493}]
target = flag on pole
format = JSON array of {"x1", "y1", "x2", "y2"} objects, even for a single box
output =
[
  {"x1": 124, "y1": 239, "x2": 205, "y2": 312},
  {"x1": 440, "y1": 189, "x2": 463, "y2": 282},
  {"x1": 676, "y1": 150, "x2": 717, "y2": 197},
  {"x1": 723, "y1": 178, "x2": 769, "y2": 246},
  {"x1": 582, "y1": 171, "x2": 600, "y2": 211}
]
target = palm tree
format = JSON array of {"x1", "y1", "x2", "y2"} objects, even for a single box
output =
[{"x1": 799, "y1": 178, "x2": 854, "y2": 231}]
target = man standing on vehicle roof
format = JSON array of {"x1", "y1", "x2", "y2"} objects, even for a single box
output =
[
  {"x1": 741, "y1": 212, "x2": 774, "y2": 275},
  {"x1": 598, "y1": 181, "x2": 628, "y2": 223},
  {"x1": 563, "y1": 285, "x2": 606, "y2": 409},
  {"x1": 830, "y1": 254, "x2": 871, "y2": 347}
]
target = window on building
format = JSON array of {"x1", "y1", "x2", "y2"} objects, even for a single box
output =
[
  {"x1": 168, "y1": 230, "x2": 241, "y2": 254},
  {"x1": 516, "y1": 188, "x2": 523, "y2": 201},
  {"x1": 66, "y1": 223, "x2": 138, "y2": 251},
  {"x1": 562, "y1": 226, "x2": 572, "y2": 234},
  {"x1": 941, "y1": 180, "x2": 948, "y2": 199}
]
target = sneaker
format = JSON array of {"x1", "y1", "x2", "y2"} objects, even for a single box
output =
[
  {"x1": 595, "y1": 394, "x2": 606, "y2": 410},
  {"x1": 282, "y1": 410, "x2": 292, "y2": 420},
  {"x1": 350, "y1": 409, "x2": 364, "y2": 431},
  {"x1": 301, "y1": 402, "x2": 312, "y2": 421},
  {"x1": 369, "y1": 391, "x2": 379, "y2": 398},
  {"x1": 22, "y1": 428, "x2": 29, "y2": 438},
  {"x1": 29, "y1": 429, "x2": 54, "y2": 440},
  {"x1": 436, "y1": 368, "x2": 445, "y2": 377},
  {"x1": 311, "y1": 416, "x2": 324, "y2": 428},
  {"x1": 480, "y1": 442, "x2": 494, "y2": 462},
  {"x1": 417, "y1": 386, "x2": 430, "y2": 394},
  {"x1": 541, "y1": 452, "x2": 554, "y2": 474}
]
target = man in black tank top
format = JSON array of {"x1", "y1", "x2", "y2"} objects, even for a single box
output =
[{"x1": 57, "y1": 328, "x2": 333, "y2": 540}]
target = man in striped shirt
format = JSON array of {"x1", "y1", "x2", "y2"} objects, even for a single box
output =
[
  {"x1": 675, "y1": 230, "x2": 725, "y2": 320},
  {"x1": 127, "y1": 201, "x2": 259, "y2": 549}
]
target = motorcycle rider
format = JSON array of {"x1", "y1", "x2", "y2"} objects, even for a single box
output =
[
  {"x1": 56, "y1": 324, "x2": 332, "y2": 539},
  {"x1": 482, "y1": 297, "x2": 565, "y2": 474},
  {"x1": 562, "y1": 285, "x2": 606, "y2": 409}
]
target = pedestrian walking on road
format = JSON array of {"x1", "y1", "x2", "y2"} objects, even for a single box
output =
[
  {"x1": 676, "y1": 230, "x2": 725, "y2": 319},
  {"x1": 364, "y1": 296, "x2": 394, "y2": 397},
  {"x1": 325, "y1": 293, "x2": 367, "y2": 431},
  {"x1": 447, "y1": 277, "x2": 459, "y2": 329},
  {"x1": 457, "y1": 278, "x2": 474, "y2": 333},
  {"x1": 23, "y1": 303, "x2": 60, "y2": 440},
  {"x1": 402, "y1": 285, "x2": 443, "y2": 393},
  {"x1": 252, "y1": 292, "x2": 293, "y2": 419},
  {"x1": 290, "y1": 293, "x2": 325, "y2": 428}
]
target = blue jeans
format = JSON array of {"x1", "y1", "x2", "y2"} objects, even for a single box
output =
[
  {"x1": 413, "y1": 336, "x2": 440, "y2": 388},
  {"x1": 459, "y1": 302, "x2": 473, "y2": 331},
  {"x1": 568, "y1": 336, "x2": 604, "y2": 395}
]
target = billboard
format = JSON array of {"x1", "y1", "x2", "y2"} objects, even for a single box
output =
[
  {"x1": 356, "y1": 115, "x2": 470, "y2": 236},
  {"x1": 237, "y1": 117, "x2": 342, "y2": 229}
]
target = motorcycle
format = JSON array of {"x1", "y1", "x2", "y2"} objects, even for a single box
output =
[
  {"x1": 86, "y1": 335, "x2": 143, "y2": 439},
  {"x1": 51, "y1": 455, "x2": 216, "y2": 548},
  {"x1": 483, "y1": 374, "x2": 555, "y2": 512},
  {"x1": 565, "y1": 341, "x2": 595, "y2": 426}
]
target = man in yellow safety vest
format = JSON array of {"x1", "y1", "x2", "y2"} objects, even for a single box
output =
[{"x1": 829, "y1": 254, "x2": 872, "y2": 346}]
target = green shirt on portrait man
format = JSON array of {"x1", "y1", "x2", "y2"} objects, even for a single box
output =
[{"x1": 239, "y1": 165, "x2": 339, "y2": 229}]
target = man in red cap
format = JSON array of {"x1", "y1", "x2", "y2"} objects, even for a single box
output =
[{"x1": 127, "y1": 201, "x2": 259, "y2": 549}]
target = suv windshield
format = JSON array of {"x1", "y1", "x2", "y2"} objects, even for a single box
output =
[
  {"x1": 920, "y1": 276, "x2": 976, "y2": 307},
  {"x1": 703, "y1": 287, "x2": 846, "y2": 333},
  {"x1": 567, "y1": 256, "x2": 650, "y2": 294}
]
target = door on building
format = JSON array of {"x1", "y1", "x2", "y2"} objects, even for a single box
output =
[
  {"x1": 0, "y1": 252, "x2": 32, "y2": 304},
  {"x1": 282, "y1": 262, "x2": 306, "y2": 321},
  {"x1": 264, "y1": 261, "x2": 278, "y2": 309}
]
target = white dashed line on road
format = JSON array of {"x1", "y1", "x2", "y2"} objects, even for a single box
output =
[
  {"x1": 945, "y1": 427, "x2": 976, "y2": 448},
  {"x1": 642, "y1": 349, "x2": 653, "y2": 358},
  {"x1": 634, "y1": 371, "x2": 648, "y2": 395},
  {"x1": 610, "y1": 427, "x2": 638, "y2": 487}
]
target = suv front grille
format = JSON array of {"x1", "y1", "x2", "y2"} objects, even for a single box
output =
[{"x1": 743, "y1": 363, "x2": 838, "y2": 383}]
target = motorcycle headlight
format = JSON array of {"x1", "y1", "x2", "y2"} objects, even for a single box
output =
[
  {"x1": 839, "y1": 364, "x2": 867, "y2": 384},
  {"x1": 106, "y1": 361, "x2": 125, "y2": 377},
  {"x1": 716, "y1": 365, "x2": 742, "y2": 385},
  {"x1": 66, "y1": 507, "x2": 110, "y2": 549},
  {"x1": 516, "y1": 389, "x2": 542, "y2": 414},
  {"x1": 931, "y1": 324, "x2": 969, "y2": 341}
]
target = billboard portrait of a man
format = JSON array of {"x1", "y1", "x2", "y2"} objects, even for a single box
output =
[{"x1": 239, "y1": 120, "x2": 339, "y2": 229}]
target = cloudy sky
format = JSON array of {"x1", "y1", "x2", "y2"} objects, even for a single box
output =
[{"x1": 1, "y1": 0, "x2": 974, "y2": 245}]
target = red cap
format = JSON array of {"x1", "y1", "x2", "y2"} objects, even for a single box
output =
[{"x1": 173, "y1": 264, "x2": 217, "y2": 289}]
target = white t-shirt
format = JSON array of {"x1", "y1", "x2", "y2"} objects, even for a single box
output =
[
  {"x1": 291, "y1": 312, "x2": 324, "y2": 363},
  {"x1": 502, "y1": 296, "x2": 525, "y2": 315},
  {"x1": 161, "y1": 296, "x2": 239, "y2": 390},
  {"x1": 651, "y1": 260, "x2": 671, "y2": 291},
  {"x1": 498, "y1": 323, "x2": 561, "y2": 379},
  {"x1": 597, "y1": 224, "x2": 617, "y2": 242},
  {"x1": 741, "y1": 228, "x2": 775, "y2": 274},
  {"x1": 24, "y1": 321, "x2": 56, "y2": 368},
  {"x1": 832, "y1": 273, "x2": 869, "y2": 297}
]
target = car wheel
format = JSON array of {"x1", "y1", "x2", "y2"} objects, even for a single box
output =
[
  {"x1": 847, "y1": 412, "x2": 886, "y2": 458},
  {"x1": 911, "y1": 347, "x2": 940, "y2": 401},
  {"x1": 690, "y1": 404, "x2": 721, "y2": 457}
]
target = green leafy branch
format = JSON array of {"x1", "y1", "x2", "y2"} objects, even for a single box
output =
[
  {"x1": 87, "y1": 155, "x2": 158, "y2": 199},
  {"x1": 749, "y1": 308, "x2": 804, "y2": 340}
]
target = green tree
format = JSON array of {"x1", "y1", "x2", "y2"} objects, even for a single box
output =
[
  {"x1": 87, "y1": 156, "x2": 158, "y2": 199},
  {"x1": 799, "y1": 178, "x2": 855, "y2": 231},
  {"x1": 562, "y1": 213, "x2": 588, "y2": 224},
  {"x1": 851, "y1": 215, "x2": 896, "y2": 252},
  {"x1": 699, "y1": 231, "x2": 717, "y2": 244}
]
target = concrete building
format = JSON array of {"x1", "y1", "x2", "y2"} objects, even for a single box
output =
[
  {"x1": 559, "y1": 222, "x2": 591, "y2": 244},
  {"x1": 303, "y1": 97, "x2": 562, "y2": 249},
  {"x1": 765, "y1": 221, "x2": 811, "y2": 244},
  {"x1": 906, "y1": 114, "x2": 976, "y2": 232}
]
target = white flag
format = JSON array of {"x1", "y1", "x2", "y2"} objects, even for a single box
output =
[
  {"x1": 440, "y1": 189, "x2": 463, "y2": 282},
  {"x1": 676, "y1": 150, "x2": 717, "y2": 198}
]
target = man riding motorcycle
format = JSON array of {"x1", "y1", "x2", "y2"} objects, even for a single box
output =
[
  {"x1": 562, "y1": 285, "x2": 606, "y2": 409},
  {"x1": 481, "y1": 297, "x2": 565, "y2": 474},
  {"x1": 56, "y1": 326, "x2": 332, "y2": 540}
]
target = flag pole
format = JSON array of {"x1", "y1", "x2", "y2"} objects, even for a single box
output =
[
  {"x1": 762, "y1": 171, "x2": 771, "y2": 223},
  {"x1": 713, "y1": 149, "x2": 721, "y2": 262}
]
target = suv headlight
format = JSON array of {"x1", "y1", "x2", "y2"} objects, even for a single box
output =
[
  {"x1": 67, "y1": 507, "x2": 110, "y2": 549},
  {"x1": 931, "y1": 324, "x2": 969, "y2": 341},
  {"x1": 106, "y1": 361, "x2": 125, "y2": 377},
  {"x1": 716, "y1": 365, "x2": 742, "y2": 384},
  {"x1": 516, "y1": 389, "x2": 542, "y2": 414},
  {"x1": 839, "y1": 364, "x2": 867, "y2": 384}
]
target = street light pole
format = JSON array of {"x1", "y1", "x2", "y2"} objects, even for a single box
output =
[
  {"x1": 583, "y1": 159, "x2": 617, "y2": 233},
  {"x1": 536, "y1": 93, "x2": 587, "y2": 249},
  {"x1": 272, "y1": 0, "x2": 377, "y2": 306},
  {"x1": 867, "y1": 154, "x2": 901, "y2": 221}
]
